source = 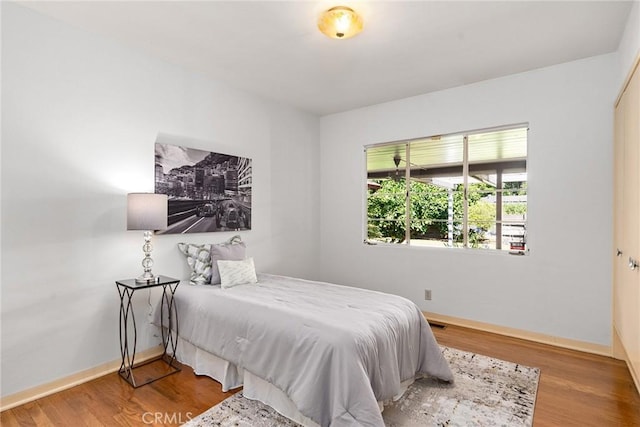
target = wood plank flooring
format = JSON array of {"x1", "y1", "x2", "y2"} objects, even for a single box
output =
[
  {"x1": 431, "y1": 325, "x2": 640, "y2": 427},
  {"x1": 2, "y1": 324, "x2": 639, "y2": 426}
]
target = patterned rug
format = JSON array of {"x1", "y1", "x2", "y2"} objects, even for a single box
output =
[{"x1": 184, "y1": 346, "x2": 540, "y2": 427}]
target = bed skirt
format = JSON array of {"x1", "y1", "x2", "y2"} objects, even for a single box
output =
[
  {"x1": 176, "y1": 336, "x2": 319, "y2": 426},
  {"x1": 174, "y1": 337, "x2": 411, "y2": 427}
]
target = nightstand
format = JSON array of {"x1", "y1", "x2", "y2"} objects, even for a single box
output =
[{"x1": 116, "y1": 276, "x2": 181, "y2": 387}]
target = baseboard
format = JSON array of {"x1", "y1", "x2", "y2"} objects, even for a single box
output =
[
  {"x1": 424, "y1": 311, "x2": 611, "y2": 357},
  {"x1": 613, "y1": 327, "x2": 640, "y2": 394},
  {"x1": 0, "y1": 346, "x2": 164, "y2": 412},
  {"x1": 612, "y1": 325, "x2": 626, "y2": 360}
]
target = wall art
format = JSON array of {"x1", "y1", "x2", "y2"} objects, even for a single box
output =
[{"x1": 155, "y1": 142, "x2": 252, "y2": 234}]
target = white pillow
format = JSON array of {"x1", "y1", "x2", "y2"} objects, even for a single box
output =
[{"x1": 218, "y1": 258, "x2": 258, "y2": 288}]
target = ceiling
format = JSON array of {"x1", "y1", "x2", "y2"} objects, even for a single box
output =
[{"x1": 20, "y1": 1, "x2": 632, "y2": 116}]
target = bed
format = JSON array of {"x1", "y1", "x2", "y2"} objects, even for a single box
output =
[{"x1": 157, "y1": 273, "x2": 453, "y2": 427}]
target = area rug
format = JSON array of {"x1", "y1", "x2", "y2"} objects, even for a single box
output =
[{"x1": 184, "y1": 346, "x2": 540, "y2": 427}]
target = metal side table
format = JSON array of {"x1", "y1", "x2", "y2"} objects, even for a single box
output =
[{"x1": 116, "y1": 275, "x2": 181, "y2": 387}]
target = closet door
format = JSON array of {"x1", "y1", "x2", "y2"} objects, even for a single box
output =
[
  {"x1": 614, "y1": 63, "x2": 640, "y2": 389},
  {"x1": 613, "y1": 85, "x2": 626, "y2": 347},
  {"x1": 626, "y1": 67, "x2": 640, "y2": 384}
]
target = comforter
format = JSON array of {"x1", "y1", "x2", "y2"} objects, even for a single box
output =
[{"x1": 168, "y1": 274, "x2": 453, "y2": 427}]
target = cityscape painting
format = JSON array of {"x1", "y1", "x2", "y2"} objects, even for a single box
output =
[{"x1": 154, "y1": 142, "x2": 252, "y2": 234}]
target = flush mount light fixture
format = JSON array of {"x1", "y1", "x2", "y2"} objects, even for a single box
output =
[{"x1": 318, "y1": 6, "x2": 363, "y2": 39}]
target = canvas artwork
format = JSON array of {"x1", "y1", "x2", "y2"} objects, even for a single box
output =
[{"x1": 154, "y1": 142, "x2": 252, "y2": 234}]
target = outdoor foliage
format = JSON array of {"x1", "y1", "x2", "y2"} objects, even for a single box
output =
[
  {"x1": 468, "y1": 201, "x2": 495, "y2": 231},
  {"x1": 504, "y1": 203, "x2": 527, "y2": 215},
  {"x1": 504, "y1": 181, "x2": 527, "y2": 196},
  {"x1": 367, "y1": 179, "x2": 494, "y2": 243}
]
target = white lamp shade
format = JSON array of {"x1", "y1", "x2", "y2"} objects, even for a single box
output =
[{"x1": 127, "y1": 193, "x2": 168, "y2": 231}]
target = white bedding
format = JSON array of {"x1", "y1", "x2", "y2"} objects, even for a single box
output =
[{"x1": 166, "y1": 273, "x2": 453, "y2": 427}]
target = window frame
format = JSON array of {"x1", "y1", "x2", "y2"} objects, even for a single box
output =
[{"x1": 364, "y1": 123, "x2": 529, "y2": 253}]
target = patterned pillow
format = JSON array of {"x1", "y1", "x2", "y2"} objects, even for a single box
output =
[
  {"x1": 177, "y1": 243, "x2": 213, "y2": 285},
  {"x1": 218, "y1": 258, "x2": 258, "y2": 289},
  {"x1": 178, "y1": 235, "x2": 243, "y2": 285}
]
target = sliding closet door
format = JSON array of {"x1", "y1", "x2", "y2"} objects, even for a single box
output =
[
  {"x1": 614, "y1": 62, "x2": 640, "y2": 391},
  {"x1": 625, "y1": 67, "x2": 640, "y2": 383}
]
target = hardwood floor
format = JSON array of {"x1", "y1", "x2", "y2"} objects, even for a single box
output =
[
  {"x1": 431, "y1": 325, "x2": 640, "y2": 427},
  {"x1": 1, "y1": 360, "x2": 235, "y2": 427},
  {"x1": 2, "y1": 324, "x2": 639, "y2": 426}
]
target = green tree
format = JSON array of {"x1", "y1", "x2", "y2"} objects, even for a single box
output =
[
  {"x1": 368, "y1": 179, "x2": 456, "y2": 242},
  {"x1": 367, "y1": 179, "x2": 407, "y2": 243},
  {"x1": 504, "y1": 181, "x2": 527, "y2": 196},
  {"x1": 468, "y1": 201, "x2": 496, "y2": 231},
  {"x1": 504, "y1": 203, "x2": 527, "y2": 215},
  {"x1": 368, "y1": 179, "x2": 499, "y2": 243}
]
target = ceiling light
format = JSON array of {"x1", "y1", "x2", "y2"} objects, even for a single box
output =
[{"x1": 318, "y1": 6, "x2": 363, "y2": 39}]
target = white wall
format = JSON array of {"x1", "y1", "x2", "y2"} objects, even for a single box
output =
[
  {"x1": 618, "y1": 1, "x2": 640, "y2": 89},
  {"x1": 319, "y1": 54, "x2": 617, "y2": 346},
  {"x1": 1, "y1": 2, "x2": 319, "y2": 397}
]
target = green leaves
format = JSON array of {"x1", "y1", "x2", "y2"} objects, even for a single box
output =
[
  {"x1": 368, "y1": 179, "x2": 457, "y2": 243},
  {"x1": 368, "y1": 179, "x2": 501, "y2": 244}
]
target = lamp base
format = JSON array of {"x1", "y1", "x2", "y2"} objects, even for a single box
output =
[
  {"x1": 135, "y1": 272, "x2": 158, "y2": 283},
  {"x1": 136, "y1": 230, "x2": 157, "y2": 283}
]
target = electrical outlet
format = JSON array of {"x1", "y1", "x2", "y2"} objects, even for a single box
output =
[{"x1": 424, "y1": 289, "x2": 432, "y2": 300}]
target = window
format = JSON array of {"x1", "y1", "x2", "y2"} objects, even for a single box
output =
[{"x1": 366, "y1": 125, "x2": 528, "y2": 252}]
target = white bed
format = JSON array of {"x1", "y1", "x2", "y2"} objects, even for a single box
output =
[{"x1": 158, "y1": 273, "x2": 453, "y2": 427}]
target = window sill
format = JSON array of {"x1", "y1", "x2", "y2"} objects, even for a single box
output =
[{"x1": 363, "y1": 240, "x2": 529, "y2": 256}]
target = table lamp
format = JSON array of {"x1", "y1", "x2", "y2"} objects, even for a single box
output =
[{"x1": 127, "y1": 193, "x2": 168, "y2": 283}]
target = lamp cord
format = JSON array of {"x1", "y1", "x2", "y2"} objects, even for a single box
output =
[{"x1": 148, "y1": 289, "x2": 153, "y2": 317}]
